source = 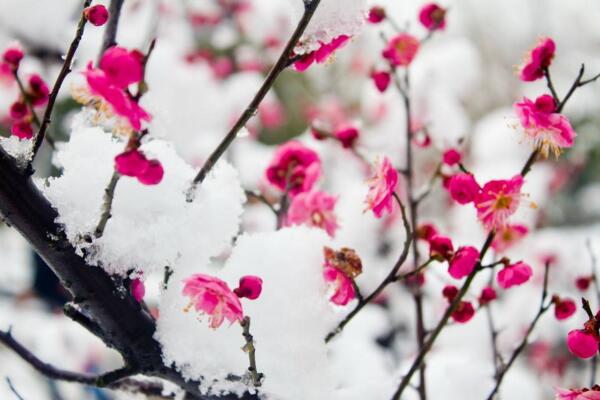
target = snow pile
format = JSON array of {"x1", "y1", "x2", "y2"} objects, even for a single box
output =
[
  {"x1": 41, "y1": 114, "x2": 245, "y2": 276},
  {"x1": 156, "y1": 227, "x2": 339, "y2": 400},
  {"x1": 0, "y1": 136, "x2": 33, "y2": 167}
]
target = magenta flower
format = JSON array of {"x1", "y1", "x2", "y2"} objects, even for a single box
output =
[
  {"x1": 514, "y1": 94, "x2": 576, "y2": 158},
  {"x1": 417, "y1": 223, "x2": 438, "y2": 242},
  {"x1": 382, "y1": 33, "x2": 420, "y2": 67},
  {"x1": 491, "y1": 223, "x2": 528, "y2": 252},
  {"x1": 442, "y1": 148, "x2": 461, "y2": 166},
  {"x1": 84, "y1": 4, "x2": 109, "y2": 27},
  {"x1": 429, "y1": 234, "x2": 454, "y2": 260},
  {"x1": 137, "y1": 160, "x2": 164, "y2": 185},
  {"x1": 478, "y1": 286, "x2": 497, "y2": 306},
  {"x1": 234, "y1": 276, "x2": 263, "y2": 300},
  {"x1": 364, "y1": 156, "x2": 399, "y2": 218},
  {"x1": 27, "y1": 74, "x2": 49, "y2": 106},
  {"x1": 367, "y1": 6, "x2": 386, "y2": 24},
  {"x1": 322, "y1": 247, "x2": 362, "y2": 306},
  {"x1": 556, "y1": 387, "x2": 600, "y2": 400},
  {"x1": 131, "y1": 278, "x2": 145, "y2": 302},
  {"x1": 370, "y1": 70, "x2": 391, "y2": 93},
  {"x1": 566, "y1": 329, "x2": 599, "y2": 359},
  {"x1": 11, "y1": 120, "x2": 33, "y2": 139},
  {"x1": 293, "y1": 35, "x2": 350, "y2": 72},
  {"x1": 9, "y1": 101, "x2": 28, "y2": 120},
  {"x1": 418, "y1": 3, "x2": 447, "y2": 31},
  {"x1": 474, "y1": 175, "x2": 524, "y2": 231},
  {"x1": 520, "y1": 37, "x2": 555, "y2": 82},
  {"x1": 496, "y1": 261, "x2": 532, "y2": 289},
  {"x1": 448, "y1": 246, "x2": 479, "y2": 279},
  {"x1": 99, "y1": 47, "x2": 143, "y2": 89},
  {"x1": 451, "y1": 301, "x2": 475, "y2": 323},
  {"x1": 2, "y1": 44, "x2": 23, "y2": 70},
  {"x1": 323, "y1": 266, "x2": 355, "y2": 306},
  {"x1": 286, "y1": 191, "x2": 338, "y2": 237},
  {"x1": 553, "y1": 297, "x2": 576, "y2": 321},
  {"x1": 182, "y1": 274, "x2": 244, "y2": 329},
  {"x1": 115, "y1": 149, "x2": 164, "y2": 186},
  {"x1": 448, "y1": 173, "x2": 480, "y2": 205},
  {"x1": 334, "y1": 125, "x2": 359, "y2": 148},
  {"x1": 442, "y1": 285, "x2": 458, "y2": 301},
  {"x1": 265, "y1": 141, "x2": 321, "y2": 196}
]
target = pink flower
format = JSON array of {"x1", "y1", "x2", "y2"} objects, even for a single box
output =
[
  {"x1": 429, "y1": 234, "x2": 454, "y2": 260},
  {"x1": 182, "y1": 274, "x2": 244, "y2": 329},
  {"x1": 514, "y1": 94, "x2": 576, "y2": 158},
  {"x1": 566, "y1": 330, "x2": 599, "y2": 359},
  {"x1": 131, "y1": 278, "x2": 145, "y2": 302},
  {"x1": 474, "y1": 175, "x2": 524, "y2": 231},
  {"x1": 234, "y1": 276, "x2": 263, "y2": 300},
  {"x1": 99, "y1": 46, "x2": 143, "y2": 89},
  {"x1": 448, "y1": 173, "x2": 480, "y2": 205},
  {"x1": 84, "y1": 4, "x2": 109, "y2": 26},
  {"x1": 293, "y1": 35, "x2": 350, "y2": 72},
  {"x1": 371, "y1": 70, "x2": 391, "y2": 92},
  {"x1": 2, "y1": 44, "x2": 24, "y2": 69},
  {"x1": 478, "y1": 286, "x2": 497, "y2": 306},
  {"x1": 334, "y1": 125, "x2": 359, "y2": 148},
  {"x1": 496, "y1": 261, "x2": 532, "y2": 289},
  {"x1": 286, "y1": 191, "x2": 338, "y2": 237},
  {"x1": 367, "y1": 6, "x2": 386, "y2": 24},
  {"x1": 137, "y1": 159, "x2": 164, "y2": 186},
  {"x1": 11, "y1": 120, "x2": 33, "y2": 139},
  {"x1": 364, "y1": 156, "x2": 398, "y2": 218},
  {"x1": 265, "y1": 141, "x2": 321, "y2": 196},
  {"x1": 28, "y1": 74, "x2": 49, "y2": 106},
  {"x1": 442, "y1": 285, "x2": 458, "y2": 301},
  {"x1": 382, "y1": 33, "x2": 420, "y2": 67},
  {"x1": 491, "y1": 223, "x2": 528, "y2": 252},
  {"x1": 417, "y1": 223, "x2": 438, "y2": 242},
  {"x1": 115, "y1": 149, "x2": 164, "y2": 186},
  {"x1": 9, "y1": 101, "x2": 28, "y2": 120},
  {"x1": 323, "y1": 266, "x2": 355, "y2": 306},
  {"x1": 555, "y1": 387, "x2": 600, "y2": 400},
  {"x1": 520, "y1": 37, "x2": 555, "y2": 82},
  {"x1": 442, "y1": 148, "x2": 461, "y2": 166},
  {"x1": 576, "y1": 276, "x2": 592, "y2": 291},
  {"x1": 448, "y1": 246, "x2": 479, "y2": 279},
  {"x1": 451, "y1": 301, "x2": 475, "y2": 323},
  {"x1": 553, "y1": 297, "x2": 576, "y2": 321},
  {"x1": 418, "y1": 3, "x2": 447, "y2": 31}
]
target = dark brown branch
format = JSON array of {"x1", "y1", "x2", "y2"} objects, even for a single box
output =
[
  {"x1": 94, "y1": 171, "x2": 120, "y2": 238},
  {"x1": 30, "y1": 0, "x2": 92, "y2": 164},
  {"x1": 190, "y1": 0, "x2": 322, "y2": 187},
  {"x1": 325, "y1": 193, "x2": 412, "y2": 343},
  {"x1": 98, "y1": 0, "x2": 125, "y2": 61},
  {"x1": 543, "y1": 67, "x2": 560, "y2": 104},
  {"x1": 240, "y1": 317, "x2": 263, "y2": 387},
  {"x1": 485, "y1": 264, "x2": 552, "y2": 400}
]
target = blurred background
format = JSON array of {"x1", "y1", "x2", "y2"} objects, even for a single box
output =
[{"x1": 0, "y1": 0, "x2": 600, "y2": 398}]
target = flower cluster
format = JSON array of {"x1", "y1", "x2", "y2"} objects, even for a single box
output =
[
  {"x1": 322, "y1": 247, "x2": 362, "y2": 306},
  {"x1": 442, "y1": 285, "x2": 475, "y2": 323},
  {"x1": 114, "y1": 149, "x2": 164, "y2": 185}
]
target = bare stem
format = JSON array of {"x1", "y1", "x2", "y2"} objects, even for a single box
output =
[
  {"x1": 244, "y1": 190, "x2": 277, "y2": 216},
  {"x1": 240, "y1": 317, "x2": 263, "y2": 387},
  {"x1": 485, "y1": 264, "x2": 552, "y2": 400},
  {"x1": 30, "y1": 0, "x2": 92, "y2": 165},
  {"x1": 94, "y1": 171, "x2": 121, "y2": 238},
  {"x1": 190, "y1": 0, "x2": 322, "y2": 188},
  {"x1": 325, "y1": 193, "x2": 412, "y2": 343},
  {"x1": 6, "y1": 377, "x2": 25, "y2": 400}
]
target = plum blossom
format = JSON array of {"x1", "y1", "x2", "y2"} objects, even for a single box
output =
[
  {"x1": 419, "y1": 3, "x2": 447, "y2": 31},
  {"x1": 286, "y1": 191, "x2": 338, "y2": 237},
  {"x1": 131, "y1": 278, "x2": 145, "y2": 302},
  {"x1": 576, "y1": 276, "x2": 593, "y2": 291},
  {"x1": 334, "y1": 125, "x2": 359, "y2": 148},
  {"x1": 364, "y1": 156, "x2": 399, "y2": 218},
  {"x1": 442, "y1": 148, "x2": 461, "y2": 166},
  {"x1": 448, "y1": 173, "x2": 480, "y2": 205},
  {"x1": 451, "y1": 301, "x2": 475, "y2": 323},
  {"x1": 293, "y1": 35, "x2": 350, "y2": 72},
  {"x1": 478, "y1": 286, "x2": 497, "y2": 306},
  {"x1": 27, "y1": 74, "x2": 49, "y2": 106},
  {"x1": 553, "y1": 297, "x2": 576, "y2": 321},
  {"x1": 367, "y1": 6, "x2": 385, "y2": 24},
  {"x1": 323, "y1": 247, "x2": 362, "y2": 306},
  {"x1": 382, "y1": 33, "x2": 420, "y2": 67},
  {"x1": 9, "y1": 101, "x2": 28, "y2": 119},
  {"x1": 520, "y1": 37, "x2": 555, "y2": 82},
  {"x1": 429, "y1": 235, "x2": 454, "y2": 261},
  {"x1": 514, "y1": 94, "x2": 576, "y2": 158},
  {"x1": 416, "y1": 223, "x2": 438, "y2": 242},
  {"x1": 556, "y1": 386, "x2": 600, "y2": 400},
  {"x1": 566, "y1": 329, "x2": 599, "y2": 359},
  {"x1": 448, "y1": 246, "x2": 479, "y2": 279},
  {"x1": 371, "y1": 70, "x2": 391, "y2": 92},
  {"x1": 496, "y1": 261, "x2": 533, "y2": 289},
  {"x1": 182, "y1": 274, "x2": 244, "y2": 329},
  {"x1": 474, "y1": 175, "x2": 526, "y2": 231},
  {"x1": 84, "y1": 4, "x2": 109, "y2": 26},
  {"x1": 492, "y1": 223, "x2": 529, "y2": 252},
  {"x1": 233, "y1": 276, "x2": 263, "y2": 300},
  {"x1": 2, "y1": 43, "x2": 23, "y2": 70},
  {"x1": 11, "y1": 120, "x2": 33, "y2": 139},
  {"x1": 265, "y1": 141, "x2": 321, "y2": 196},
  {"x1": 115, "y1": 149, "x2": 164, "y2": 186}
]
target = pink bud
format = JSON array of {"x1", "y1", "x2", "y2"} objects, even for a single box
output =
[
  {"x1": 137, "y1": 159, "x2": 164, "y2": 185},
  {"x1": 497, "y1": 261, "x2": 532, "y2": 289},
  {"x1": 442, "y1": 148, "x2": 462, "y2": 166},
  {"x1": 131, "y1": 278, "x2": 145, "y2": 302},
  {"x1": 576, "y1": 276, "x2": 592, "y2": 291},
  {"x1": 334, "y1": 126, "x2": 359, "y2": 148},
  {"x1": 371, "y1": 70, "x2": 391, "y2": 93},
  {"x1": 11, "y1": 120, "x2": 33, "y2": 139},
  {"x1": 479, "y1": 286, "x2": 497, "y2": 306},
  {"x1": 567, "y1": 329, "x2": 599, "y2": 359},
  {"x1": 429, "y1": 235, "x2": 454, "y2": 260},
  {"x1": 9, "y1": 101, "x2": 28, "y2": 120},
  {"x1": 451, "y1": 301, "x2": 475, "y2": 323},
  {"x1": 448, "y1": 173, "x2": 480, "y2": 205},
  {"x1": 2, "y1": 45, "x2": 24, "y2": 69},
  {"x1": 115, "y1": 149, "x2": 148, "y2": 177},
  {"x1": 554, "y1": 297, "x2": 576, "y2": 321},
  {"x1": 234, "y1": 275, "x2": 263, "y2": 300},
  {"x1": 84, "y1": 4, "x2": 109, "y2": 26},
  {"x1": 442, "y1": 285, "x2": 458, "y2": 301},
  {"x1": 367, "y1": 6, "x2": 386, "y2": 24},
  {"x1": 27, "y1": 74, "x2": 49, "y2": 106},
  {"x1": 448, "y1": 246, "x2": 479, "y2": 279}
]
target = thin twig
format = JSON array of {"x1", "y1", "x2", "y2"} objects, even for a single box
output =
[
  {"x1": 543, "y1": 68, "x2": 560, "y2": 104},
  {"x1": 6, "y1": 377, "x2": 25, "y2": 400},
  {"x1": 94, "y1": 171, "x2": 120, "y2": 238},
  {"x1": 485, "y1": 263, "x2": 552, "y2": 400},
  {"x1": 325, "y1": 193, "x2": 412, "y2": 343},
  {"x1": 240, "y1": 317, "x2": 263, "y2": 387},
  {"x1": 30, "y1": 0, "x2": 92, "y2": 165},
  {"x1": 190, "y1": 0, "x2": 322, "y2": 188},
  {"x1": 244, "y1": 190, "x2": 277, "y2": 216}
]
